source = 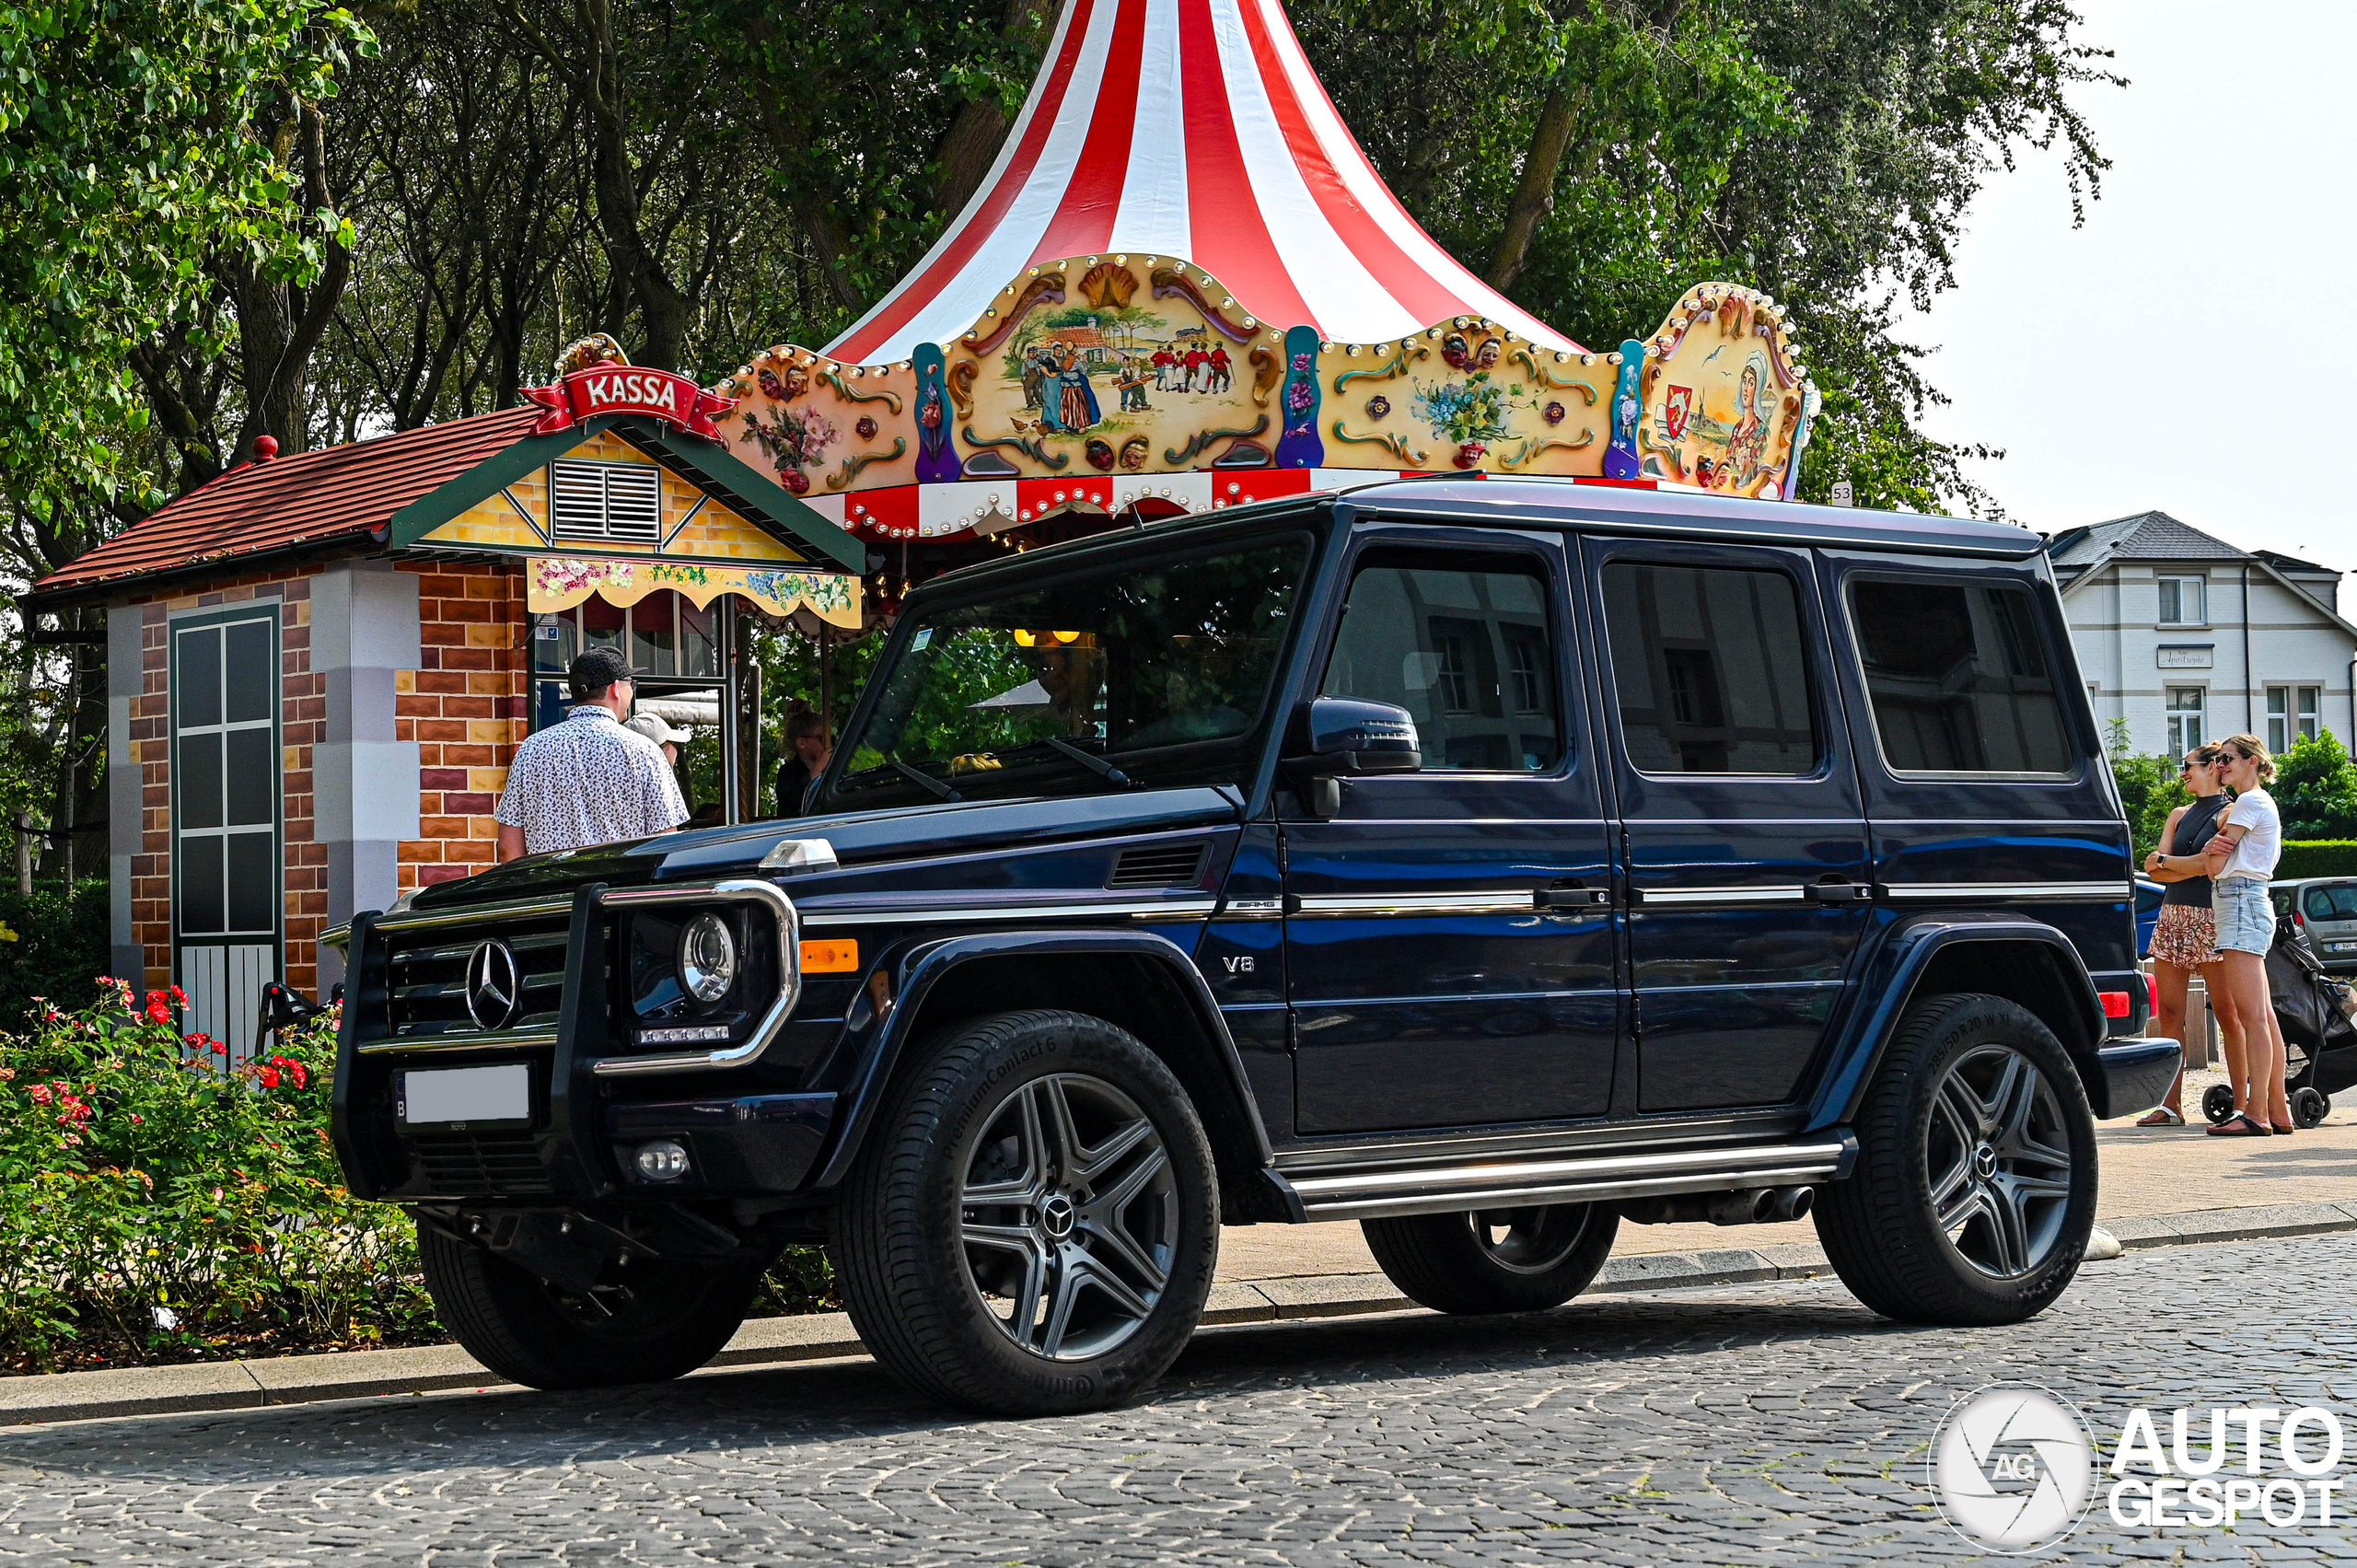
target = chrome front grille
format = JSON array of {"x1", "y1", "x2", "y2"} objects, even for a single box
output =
[{"x1": 386, "y1": 922, "x2": 570, "y2": 1040}]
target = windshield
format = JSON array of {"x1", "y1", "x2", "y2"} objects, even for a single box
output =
[{"x1": 823, "y1": 535, "x2": 1313, "y2": 809}]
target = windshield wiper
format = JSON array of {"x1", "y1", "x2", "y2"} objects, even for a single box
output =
[
  {"x1": 888, "y1": 758, "x2": 959, "y2": 802},
  {"x1": 1037, "y1": 735, "x2": 1136, "y2": 788}
]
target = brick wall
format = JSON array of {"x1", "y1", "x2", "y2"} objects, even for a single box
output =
[
  {"x1": 126, "y1": 566, "x2": 324, "y2": 993},
  {"x1": 394, "y1": 562, "x2": 528, "y2": 889}
]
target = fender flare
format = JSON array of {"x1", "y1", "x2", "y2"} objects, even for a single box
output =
[
  {"x1": 806, "y1": 927, "x2": 1278, "y2": 1192},
  {"x1": 1805, "y1": 913, "x2": 2107, "y2": 1133}
]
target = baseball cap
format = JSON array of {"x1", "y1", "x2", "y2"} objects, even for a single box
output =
[
  {"x1": 568, "y1": 646, "x2": 641, "y2": 693},
  {"x1": 625, "y1": 712, "x2": 691, "y2": 747}
]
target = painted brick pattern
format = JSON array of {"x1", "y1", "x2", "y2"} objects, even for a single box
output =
[
  {"x1": 126, "y1": 567, "x2": 323, "y2": 995},
  {"x1": 394, "y1": 562, "x2": 528, "y2": 890}
]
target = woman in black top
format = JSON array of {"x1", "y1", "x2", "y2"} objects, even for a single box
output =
[{"x1": 2137, "y1": 745, "x2": 2245, "y2": 1125}]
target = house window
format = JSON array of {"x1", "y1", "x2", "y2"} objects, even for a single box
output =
[
  {"x1": 2166, "y1": 687, "x2": 2206, "y2": 756},
  {"x1": 2156, "y1": 575, "x2": 2206, "y2": 626},
  {"x1": 550, "y1": 459, "x2": 663, "y2": 542},
  {"x1": 2266, "y1": 685, "x2": 2322, "y2": 755}
]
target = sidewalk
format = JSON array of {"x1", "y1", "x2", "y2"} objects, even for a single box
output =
[{"x1": 5, "y1": 1107, "x2": 2350, "y2": 1427}]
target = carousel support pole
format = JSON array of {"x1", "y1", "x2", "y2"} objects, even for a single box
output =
[
  {"x1": 748, "y1": 652, "x2": 763, "y2": 822},
  {"x1": 719, "y1": 598, "x2": 740, "y2": 827},
  {"x1": 819, "y1": 623, "x2": 832, "y2": 745}
]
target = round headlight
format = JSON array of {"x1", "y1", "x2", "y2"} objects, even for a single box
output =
[{"x1": 678, "y1": 912, "x2": 737, "y2": 1004}]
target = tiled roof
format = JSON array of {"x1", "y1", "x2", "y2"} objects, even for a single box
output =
[
  {"x1": 2047, "y1": 510, "x2": 2248, "y2": 566},
  {"x1": 30, "y1": 406, "x2": 543, "y2": 601}
]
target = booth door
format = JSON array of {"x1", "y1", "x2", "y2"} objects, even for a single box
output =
[{"x1": 171, "y1": 609, "x2": 281, "y2": 1063}]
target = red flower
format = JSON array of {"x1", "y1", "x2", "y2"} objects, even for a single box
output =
[
  {"x1": 144, "y1": 991, "x2": 172, "y2": 1025},
  {"x1": 169, "y1": 984, "x2": 188, "y2": 1007},
  {"x1": 258, "y1": 1066, "x2": 281, "y2": 1088},
  {"x1": 28, "y1": 1084, "x2": 51, "y2": 1104}
]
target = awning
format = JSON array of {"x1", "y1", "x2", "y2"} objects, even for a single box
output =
[{"x1": 526, "y1": 555, "x2": 862, "y2": 628}]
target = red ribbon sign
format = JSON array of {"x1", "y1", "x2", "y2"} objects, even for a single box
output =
[{"x1": 522, "y1": 366, "x2": 737, "y2": 442}]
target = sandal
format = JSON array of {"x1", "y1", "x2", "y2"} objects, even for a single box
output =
[
  {"x1": 2208, "y1": 1113, "x2": 2272, "y2": 1136},
  {"x1": 2137, "y1": 1107, "x2": 2184, "y2": 1127},
  {"x1": 2272, "y1": 1123, "x2": 2295, "y2": 1135}
]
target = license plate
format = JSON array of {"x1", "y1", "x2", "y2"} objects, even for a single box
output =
[
  {"x1": 2332, "y1": 942, "x2": 2357, "y2": 953},
  {"x1": 398, "y1": 1063, "x2": 531, "y2": 1128}
]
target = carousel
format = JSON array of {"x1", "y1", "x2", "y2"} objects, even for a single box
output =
[{"x1": 709, "y1": 0, "x2": 1817, "y2": 613}]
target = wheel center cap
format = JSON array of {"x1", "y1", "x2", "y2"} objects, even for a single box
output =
[
  {"x1": 1039, "y1": 1193, "x2": 1077, "y2": 1240},
  {"x1": 1972, "y1": 1144, "x2": 1999, "y2": 1179}
]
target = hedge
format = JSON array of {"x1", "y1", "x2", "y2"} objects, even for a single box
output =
[
  {"x1": 0, "y1": 879, "x2": 107, "y2": 1033},
  {"x1": 2281, "y1": 841, "x2": 2357, "y2": 879}
]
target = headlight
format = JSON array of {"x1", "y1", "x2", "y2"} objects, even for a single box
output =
[{"x1": 677, "y1": 912, "x2": 737, "y2": 1004}]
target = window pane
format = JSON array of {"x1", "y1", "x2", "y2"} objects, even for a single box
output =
[
  {"x1": 224, "y1": 728, "x2": 276, "y2": 826},
  {"x1": 2189, "y1": 579, "x2": 2205, "y2": 622},
  {"x1": 633, "y1": 590, "x2": 678, "y2": 676},
  {"x1": 1321, "y1": 562, "x2": 1561, "y2": 772},
  {"x1": 226, "y1": 830, "x2": 275, "y2": 934},
  {"x1": 1850, "y1": 580, "x2": 2073, "y2": 773},
  {"x1": 680, "y1": 599, "x2": 715, "y2": 676},
  {"x1": 179, "y1": 733, "x2": 224, "y2": 830},
  {"x1": 223, "y1": 619, "x2": 273, "y2": 723},
  {"x1": 582, "y1": 597, "x2": 624, "y2": 653},
  {"x1": 532, "y1": 612, "x2": 576, "y2": 672},
  {"x1": 176, "y1": 627, "x2": 222, "y2": 729},
  {"x1": 1603, "y1": 563, "x2": 1816, "y2": 774},
  {"x1": 180, "y1": 837, "x2": 226, "y2": 935}
]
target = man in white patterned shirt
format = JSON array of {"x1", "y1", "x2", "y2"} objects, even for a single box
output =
[{"x1": 494, "y1": 647, "x2": 688, "y2": 860}]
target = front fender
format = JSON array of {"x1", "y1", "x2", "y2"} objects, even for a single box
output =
[
  {"x1": 1805, "y1": 913, "x2": 2107, "y2": 1133},
  {"x1": 805, "y1": 927, "x2": 1275, "y2": 1191}
]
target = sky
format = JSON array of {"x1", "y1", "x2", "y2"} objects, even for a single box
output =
[{"x1": 1895, "y1": 0, "x2": 2354, "y2": 573}]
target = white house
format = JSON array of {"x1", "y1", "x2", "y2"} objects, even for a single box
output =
[{"x1": 2047, "y1": 511, "x2": 2357, "y2": 760}]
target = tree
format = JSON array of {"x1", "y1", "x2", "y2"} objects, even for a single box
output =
[
  {"x1": 2276, "y1": 732, "x2": 2357, "y2": 841},
  {"x1": 2107, "y1": 721, "x2": 2185, "y2": 862}
]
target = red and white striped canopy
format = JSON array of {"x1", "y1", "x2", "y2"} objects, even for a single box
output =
[{"x1": 826, "y1": 0, "x2": 1577, "y2": 364}]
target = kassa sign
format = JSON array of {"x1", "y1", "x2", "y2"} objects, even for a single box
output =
[{"x1": 523, "y1": 366, "x2": 736, "y2": 442}]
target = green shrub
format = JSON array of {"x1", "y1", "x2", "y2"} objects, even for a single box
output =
[
  {"x1": 0, "y1": 878, "x2": 108, "y2": 1033},
  {"x1": 2278, "y1": 733, "x2": 2357, "y2": 840},
  {"x1": 2107, "y1": 722, "x2": 2188, "y2": 861},
  {"x1": 2281, "y1": 841, "x2": 2357, "y2": 880}
]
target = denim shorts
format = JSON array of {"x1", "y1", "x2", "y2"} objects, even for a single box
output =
[{"x1": 2212, "y1": 876, "x2": 2275, "y2": 955}]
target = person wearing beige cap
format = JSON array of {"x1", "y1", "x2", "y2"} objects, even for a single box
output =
[{"x1": 624, "y1": 710, "x2": 692, "y2": 766}]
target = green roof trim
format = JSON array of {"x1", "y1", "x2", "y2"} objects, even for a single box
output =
[{"x1": 385, "y1": 413, "x2": 865, "y2": 574}]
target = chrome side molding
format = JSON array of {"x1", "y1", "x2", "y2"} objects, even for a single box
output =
[{"x1": 1286, "y1": 1138, "x2": 1852, "y2": 1222}]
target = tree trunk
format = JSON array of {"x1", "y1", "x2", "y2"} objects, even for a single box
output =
[
  {"x1": 1485, "y1": 80, "x2": 1583, "y2": 294},
  {"x1": 933, "y1": 0, "x2": 1062, "y2": 215}
]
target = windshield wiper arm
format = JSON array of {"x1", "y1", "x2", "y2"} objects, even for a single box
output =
[
  {"x1": 1041, "y1": 735, "x2": 1134, "y2": 788},
  {"x1": 888, "y1": 758, "x2": 959, "y2": 801}
]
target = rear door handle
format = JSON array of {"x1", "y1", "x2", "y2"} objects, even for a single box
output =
[
  {"x1": 1535, "y1": 887, "x2": 1613, "y2": 911},
  {"x1": 1803, "y1": 881, "x2": 1873, "y2": 904}
]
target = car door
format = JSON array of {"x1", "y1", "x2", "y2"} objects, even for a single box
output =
[
  {"x1": 1583, "y1": 536, "x2": 1873, "y2": 1114},
  {"x1": 1283, "y1": 528, "x2": 1620, "y2": 1134}
]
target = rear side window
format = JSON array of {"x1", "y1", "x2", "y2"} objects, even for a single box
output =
[
  {"x1": 1600, "y1": 562, "x2": 1818, "y2": 774},
  {"x1": 2307, "y1": 885, "x2": 2357, "y2": 921},
  {"x1": 1848, "y1": 577, "x2": 2073, "y2": 775},
  {"x1": 1321, "y1": 556, "x2": 1562, "y2": 772}
]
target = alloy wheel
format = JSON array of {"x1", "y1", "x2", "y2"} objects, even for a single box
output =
[
  {"x1": 1464, "y1": 1206, "x2": 1594, "y2": 1275},
  {"x1": 1926, "y1": 1043, "x2": 2074, "y2": 1278},
  {"x1": 957, "y1": 1072, "x2": 1178, "y2": 1360}
]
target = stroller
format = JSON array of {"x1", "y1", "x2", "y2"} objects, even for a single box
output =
[{"x1": 2200, "y1": 915, "x2": 2357, "y2": 1130}]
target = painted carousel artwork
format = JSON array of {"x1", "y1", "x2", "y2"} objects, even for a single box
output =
[{"x1": 706, "y1": 0, "x2": 1821, "y2": 551}]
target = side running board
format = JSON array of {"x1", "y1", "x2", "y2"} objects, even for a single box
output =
[{"x1": 1281, "y1": 1137, "x2": 1855, "y2": 1223}]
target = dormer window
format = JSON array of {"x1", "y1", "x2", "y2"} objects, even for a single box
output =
[{"x1": 2156, "y1": 575, "x2": 2206, "y2": 626}]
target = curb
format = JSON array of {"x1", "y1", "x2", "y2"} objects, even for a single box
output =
[{"x1": 7, "y1": 1199, "x2": 2354, "y2": 1427}]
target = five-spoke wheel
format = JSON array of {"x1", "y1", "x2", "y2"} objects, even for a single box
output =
[{"x1": 1924, "y1": 1044, "x2": 2076, "y2": 1279}]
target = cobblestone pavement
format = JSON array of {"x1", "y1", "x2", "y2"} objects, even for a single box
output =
[{"x1": 4, "y1": 1236, "x2": 2356, "y2": 1566}]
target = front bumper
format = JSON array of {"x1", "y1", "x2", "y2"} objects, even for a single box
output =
[
  {"x1": 607, "y1": 1093, "x2": 837, "y2": 1191},
  {"x1": 2087, "y1": 1038, "x2": 2183, "y2": 1121}
]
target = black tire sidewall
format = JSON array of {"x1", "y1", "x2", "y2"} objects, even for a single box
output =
[
  {"x1": 1363, "y1": 1202, "x2": 1620, "y2": 1315},
  {"x1": 838, "y1": 1010, "x2": 1220, "y2": 1412}
]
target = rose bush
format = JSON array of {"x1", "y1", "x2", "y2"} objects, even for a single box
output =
[{"x1": 0, "y1": 977, "x2": 836, "y2": 1374}]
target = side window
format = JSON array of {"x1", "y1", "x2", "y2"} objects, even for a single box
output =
[
  {"x1": 1601, "y1": 562, "x2": 1818, "y2": 774},
  {"x1": 1320, "y1": 556, "x2": 1562, "y2": 772},
  {"x1": 1848, "y1": 577, "x2": 2073, "y2": 775}
]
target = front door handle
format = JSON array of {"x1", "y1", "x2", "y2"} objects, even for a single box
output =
[
  {"x1": 1535, "y1": 887, "x2": 1613, "y2": 911},
  {"x1": 1803, "y1": 881, "x2": 1873, "y2": 904}
]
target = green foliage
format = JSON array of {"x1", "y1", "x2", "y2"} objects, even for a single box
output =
[
  {"x1": 0, "y1": 878, "x2": 106, "y2": 1034},
  {"x1": 2276, "y1": 732, "x2": 2357, "y2": 841},
  {"x1": 2107, "y1": 721, "x2": 2188, "y2": 861},
  {"x1": 0, "y1": 0, "x2": 372, "y2": 516},
  {"x1": 2281, "y1": 842, "x2": 2357, "y2": 881}
]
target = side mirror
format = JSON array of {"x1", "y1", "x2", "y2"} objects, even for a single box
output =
[{"x1": 1283, "y1": 697, "x2": 1420, "y2": 817}]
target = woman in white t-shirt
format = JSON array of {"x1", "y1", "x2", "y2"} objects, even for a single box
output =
[{"x1": 2153, "y1": 733, "x2": 2291, "y2": 1134}]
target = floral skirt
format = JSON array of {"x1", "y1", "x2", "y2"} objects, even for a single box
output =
[{"x1": 2150, "y1": 901, "x2": 2219, "y2": 969}]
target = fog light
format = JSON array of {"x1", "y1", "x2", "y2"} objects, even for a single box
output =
[{"x1": 633, "y1": 1139, "x2": 691, "y2": 1182}]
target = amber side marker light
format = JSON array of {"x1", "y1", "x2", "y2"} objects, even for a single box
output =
[{"x1": 800, "y1": 938, "x2": 861, "y2": 973}]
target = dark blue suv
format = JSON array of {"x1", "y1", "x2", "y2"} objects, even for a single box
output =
[{"x1": 327, "y1": 479, "x2": 2177, "y2": 1414}]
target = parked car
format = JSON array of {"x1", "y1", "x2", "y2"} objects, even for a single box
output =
[
  {"x1": 320, "y1": 479, "x2": 2175, "y2": 1415},
  {"x1": 2135, "y1": 877, "x2": 2165, "y2": 958},
  {"x1": 2272, "y1": 878, "x2": 2357, "y2": 974}
]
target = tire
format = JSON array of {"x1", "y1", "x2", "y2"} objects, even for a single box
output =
[
  {"x1": 2201, "y1": 1083, "x2": 2237, "y2": 1125},
  {"x1": 415, "y1": 1221, "x2": 761, "y2": 1389},
  {"x1": 1362, "y1": 1202, "x2": 1620, "y2": 1315},
  {"x1": 831, "y1": 1009, "x2": 1220, "y2": 1415},
  {"x1": 2292, "y1": 1086, "x2": 2329, "y2": 1130},
  {"x1": 1815, "y1": 992, "x2": 2098, "y2": 1326}
]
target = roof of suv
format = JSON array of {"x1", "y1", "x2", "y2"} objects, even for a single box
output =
[{"x1": 924, "y1": 478, "x2": 2043, "y2": 598}]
